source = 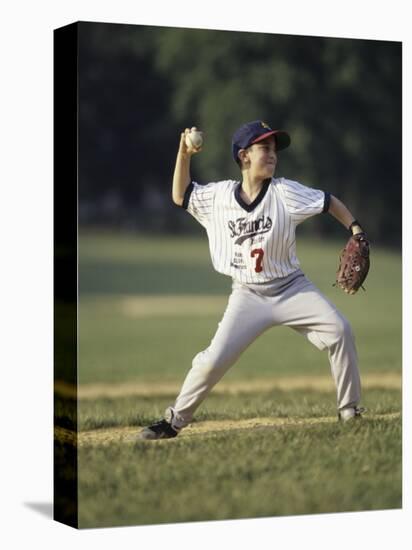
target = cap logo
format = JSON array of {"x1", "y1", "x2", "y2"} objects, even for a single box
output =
[{"x1": 261, "y1": 121, "x2": 271, "y2": 129}]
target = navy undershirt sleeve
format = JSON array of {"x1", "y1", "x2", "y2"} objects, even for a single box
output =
[
  {"x1": 323, "y1": 191, "x2": 331, "y2": 213},
  {"x1": 181, "y1": 183, "x2": 194, "y2": 210}
]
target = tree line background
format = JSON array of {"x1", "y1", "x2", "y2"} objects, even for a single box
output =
[{"x1": 78, "y1": 22, "x2": 402, "y2": 245}]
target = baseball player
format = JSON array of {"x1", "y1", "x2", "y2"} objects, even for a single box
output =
[{"x1": 140, "y1": 120, "x2": 366, "y2": 440}]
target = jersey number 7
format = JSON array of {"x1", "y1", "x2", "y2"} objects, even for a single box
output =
[{"x1": 251, "y1": 248, "x2": 264, "y2": 273}]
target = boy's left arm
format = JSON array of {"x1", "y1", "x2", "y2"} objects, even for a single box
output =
[{"x1": 327, "y1": 194, "x2": 365, "y2": 235}]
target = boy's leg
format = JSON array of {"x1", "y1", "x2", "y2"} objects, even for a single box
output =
[
  {"x1": 169, "y1": 286, "x2": 274, "y2": 428},
  {"x1": 277, "y1": 276, "x2": 361, "y2": 412}
]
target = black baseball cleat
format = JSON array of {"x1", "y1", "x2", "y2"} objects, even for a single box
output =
[
  {"x1": 338, "y1": 406, "x2": 366, "y2": 422},
  {"x1": 139, "y1": 418, "x2": 179, "y2": 440}
]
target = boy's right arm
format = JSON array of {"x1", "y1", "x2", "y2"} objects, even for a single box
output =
[{"x1": 172, "y1": 128, "x2": 202, "y2": 206}]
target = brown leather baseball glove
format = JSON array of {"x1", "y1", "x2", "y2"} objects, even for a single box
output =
[{"x1": 335, "y1": 233, "x2": 370, "y2": 295}]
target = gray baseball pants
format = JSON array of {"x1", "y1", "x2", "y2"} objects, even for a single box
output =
[{"x1": 169, "y1": 269, "x2": 361, "y2": 429}]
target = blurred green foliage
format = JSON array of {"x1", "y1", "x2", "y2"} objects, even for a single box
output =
[{"x1": 78, "y1": 22, "x2": 401, "y2": 244}]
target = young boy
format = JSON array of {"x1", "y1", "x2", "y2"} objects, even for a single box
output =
[{"x1": 140, "y1": 120, "x2": 366, "y2": 440}]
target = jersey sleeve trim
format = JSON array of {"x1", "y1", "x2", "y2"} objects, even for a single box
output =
[
  {"x1": 181, "y1": 183, "x2": 194, "y2": 210},
  {"x1": 323, "y1": 191, "x2": 331, "y2": 213}
]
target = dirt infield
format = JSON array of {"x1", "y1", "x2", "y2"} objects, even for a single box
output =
[
  {"x1": 55, "y1": 412, "x2": 401, "y2": 447},
  {"x1": 120, "y1": 294, "x2": 227, "y2": 318},
  {"x1": 55, "y1": 372, "x2": 401, "y2": 400}
]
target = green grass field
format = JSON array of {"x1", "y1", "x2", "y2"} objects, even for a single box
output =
[{"x1": 55, "y1": 230, "x2": 402, "y2": 528}]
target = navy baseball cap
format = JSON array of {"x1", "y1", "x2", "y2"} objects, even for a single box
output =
[{"x1": 232, "y1": 120, "x2": 291, "y2": 163}]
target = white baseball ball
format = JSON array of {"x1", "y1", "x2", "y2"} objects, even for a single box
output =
[{"x1": 185, "y1": 129, "x2": 203, "y2": 149}]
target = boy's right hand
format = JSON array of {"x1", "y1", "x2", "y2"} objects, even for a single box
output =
[{"x1": 179, "y1": 127, "x2": 203, "y2": 156}]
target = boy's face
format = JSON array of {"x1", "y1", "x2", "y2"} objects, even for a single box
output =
[{"x1": 241, "y1": 136, "x2": 277, "y2": 179}]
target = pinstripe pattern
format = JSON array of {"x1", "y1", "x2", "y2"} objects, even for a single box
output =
[{"x1": 185, "y1": 177, "x2": 325, "y2": 283}]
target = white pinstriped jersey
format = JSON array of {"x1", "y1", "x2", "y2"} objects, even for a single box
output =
[{"x1": 183, "y1": 177, "x2": 329, "y2": 283}]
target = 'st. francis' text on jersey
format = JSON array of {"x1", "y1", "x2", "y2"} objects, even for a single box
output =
[{"x1": 182, "y1": 177, "x2": 330, "y2": 284}]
